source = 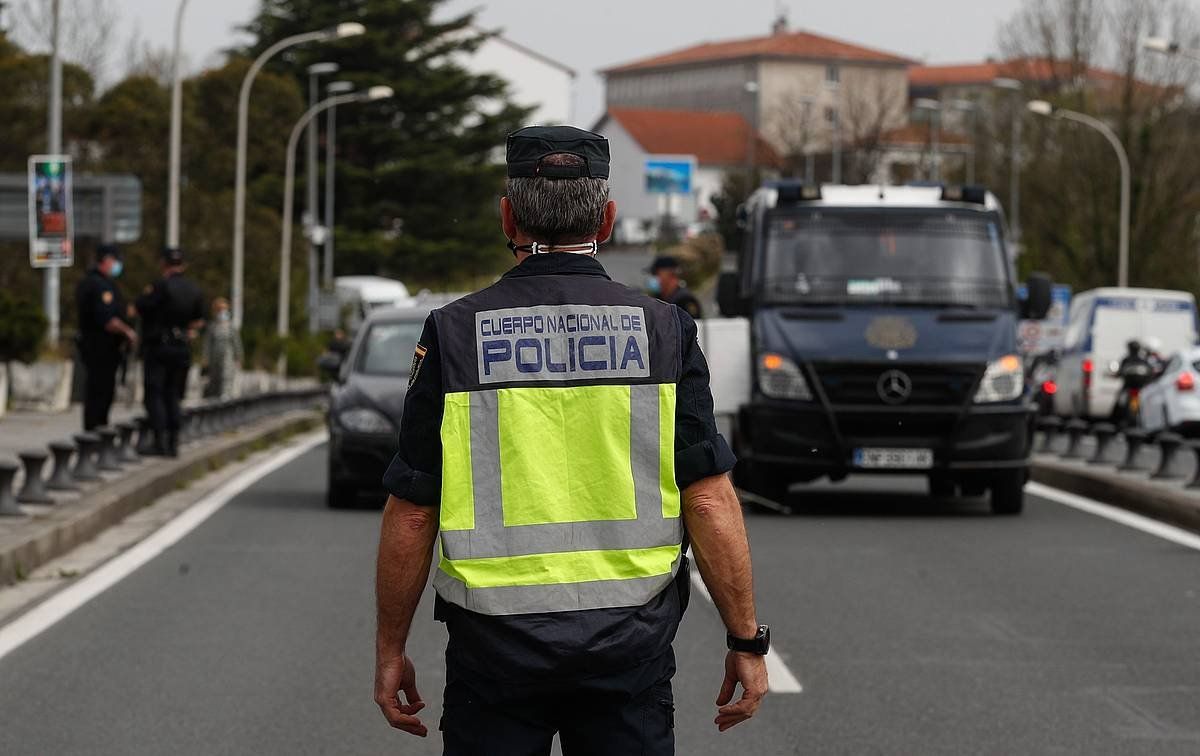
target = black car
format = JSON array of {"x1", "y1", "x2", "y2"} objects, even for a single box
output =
[{"x1": 322, "y1": 307, "x2": 427, "y2": 507}]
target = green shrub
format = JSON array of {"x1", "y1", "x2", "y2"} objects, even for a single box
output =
[{"x1": 0, "y1": 290, "x2": 47, "y2": 363}]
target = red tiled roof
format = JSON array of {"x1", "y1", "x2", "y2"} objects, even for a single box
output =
[
  {"x1": 910, "y1": 57, "x2": 1125, "y2": 87},
  {"x1": 603, "y1": 108, "x2": 780, "y2": 167},
  {"x1": 603, "y1": 29, "x2": 913, "y2": 74}
]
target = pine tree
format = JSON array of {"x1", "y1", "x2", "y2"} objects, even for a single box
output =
[{"x1": 242, "y1": 0, "x2": 532, "y2": 289}]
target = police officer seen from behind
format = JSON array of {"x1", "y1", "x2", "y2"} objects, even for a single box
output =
[
  {"x1": 648, "y1": 255, "x2": 703, "y2": 319},
  {"x1": 76, "y1": 243, "x2": 137, "y2": 430},
  {"x1": 374, "y1": 126, "x2": 768, "y2": 755},
  {"x1": 136, "y1": 247, "x2": 205, "y2": 457}
]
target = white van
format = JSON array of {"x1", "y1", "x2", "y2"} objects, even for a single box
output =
[
  {"x1": 334, "y1": 276, "x2": 413, "y2": 332},
  {"x1": 1054, "y1": 287, "x2": 1199, "y2": 418}
]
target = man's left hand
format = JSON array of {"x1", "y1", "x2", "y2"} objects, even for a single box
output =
[
  {"x1": 715, "y1": 650, "x2": 769, "y2": 732},
  {"x1": 375, "y1": 653, "x2": 428, "y2": 737}
]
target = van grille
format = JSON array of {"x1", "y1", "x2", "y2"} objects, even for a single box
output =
[{"x1": 813, "y1": 363, "x2": 982, "y2": 406}]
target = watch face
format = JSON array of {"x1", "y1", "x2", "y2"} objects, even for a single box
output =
[{"x1": 758, "y1": 625, "x2": 771, "y2": 653}]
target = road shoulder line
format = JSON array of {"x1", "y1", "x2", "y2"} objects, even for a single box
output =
[
  {"x1": 1028, "y1": 482, "x2": 1200, "y2": 552},
  {"x1": 0, "y1": 430, "x2": 328, "y2": 664}
]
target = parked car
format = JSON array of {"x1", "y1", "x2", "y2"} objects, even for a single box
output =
[
  {"x1": 1137, "y1": 347, "x2": 1200, "y2": 436},
  {"x1": 1053, "y1": 288, "x2": 1198, "y2": 419},
  {"x1": 1026, "y1": 352, "x2": 1059, "y2": 417},
  {"x1": 321, "y1": 305, "x2": 428, "y2": 508}
]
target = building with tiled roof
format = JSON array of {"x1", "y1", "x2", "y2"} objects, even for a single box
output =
[
  {"x1": 592, "y1": 108, "x2": 779, "y2": 243},
  {"x1": 909, "y1": 57, "x2": 1126, "y2": 92},
  {"x1": 601, "y1": 20, "x2": 911, "y2": 161}
]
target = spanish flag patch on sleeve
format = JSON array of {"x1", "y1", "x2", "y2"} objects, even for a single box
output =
[{"x1": 408, "y1": 343, "x2": 428, "y2": 388}]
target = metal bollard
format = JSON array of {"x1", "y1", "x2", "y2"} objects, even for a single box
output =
[
  {"x1": 1150, "y1": 432, "x2": 1185, "y2": 480},
  {"x1": 1061, "y1": 418, "x2": 1090, "y2": 460},
  {"x1": 16, "y1": 449, "x2": 53, "y2": 504},
  {"x1": 1118, "y1": 428, "x2": 1150, "y2": 472},
  {"x1": 1185, "y1": 441, "x2": 1200, "y2": 489},
  {"x1": 96, "y1": 427, "x2": 123, "y2": 471},
  {"x1": 72, "y1": 433, "x2": 102, "y2": 481},
  {"x1": 0, "y1": 460, "x2": 23, "y2": 516},
  {"x1": 116, "y1": 422, "x2": 140, "y2": 463},
  {"x1": 1035, "y1": 416, "x2": 1063, "y2": 454},
  {"x1": 1087, "y1": 423, "x2": 1119, "y2": 465},
  {"x1": 46, "y1": 441, "x2": 79, "y2": 491}
]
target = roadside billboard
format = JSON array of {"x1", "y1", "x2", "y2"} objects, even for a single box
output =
[
  {"x1": 28, "y1": 155, "x2": 74, "y2": 268},
  {"x1": 645, "y1": 156, "x2": 695, "y2": 195}
]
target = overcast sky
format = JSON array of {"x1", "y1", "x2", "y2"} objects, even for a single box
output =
[{"x1": 89, "y1": 0, "x2": 1025, "y2": 123}]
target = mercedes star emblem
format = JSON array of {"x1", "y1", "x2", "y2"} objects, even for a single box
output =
[{"x1": 877, "y1": 369, "x2": 913, "y2": 405}]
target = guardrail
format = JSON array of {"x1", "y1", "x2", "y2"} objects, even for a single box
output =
[
  {"x1": 1034, "y1": 416, "x2": 1199, "y2": 488},
  {"x1": 0, "y1": 388, "x2": 326, "y2": 517}
]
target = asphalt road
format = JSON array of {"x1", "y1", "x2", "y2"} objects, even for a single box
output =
[{"x1": 1, "y1": 444, "x2": 1199, "y2": 755}]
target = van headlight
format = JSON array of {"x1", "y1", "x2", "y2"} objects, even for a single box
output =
[
  {"x1": 338, "y1": 407, "x2": 396, "y2": 434},
  {"x1": 974, "y1": 355, "x2": 1024, "y2": 403},
  {"x1": 758, "y1": 353, "x2": 813, "y2": 401}
]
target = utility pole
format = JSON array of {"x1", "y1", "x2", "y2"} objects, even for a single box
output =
[
  {"x1": 167, "y1": 0, "x2": 190, "y2": 250},
  {"x1": 305, "y1": 62, "x2": 338, "y2": 333},
  {"x1": 44, "y1": 0, "x2": 62, "y2": 346}
]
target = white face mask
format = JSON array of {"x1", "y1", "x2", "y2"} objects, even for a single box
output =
[{"x1": 218, "y1": 310, "x2": 231, "y2": 321}]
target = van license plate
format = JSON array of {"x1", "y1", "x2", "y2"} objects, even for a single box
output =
[{"x1": 853, "y1": 448, "x2": 933, "y2": 469}]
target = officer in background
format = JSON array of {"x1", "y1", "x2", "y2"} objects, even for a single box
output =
[
  {"x1": 136, "y1": 247, "x2": 205, "y2": 457},
  {"x1": 647, "y1": 255, "x2": 703, "y2": 318},
  {"x1": 374, "y1": 126, "x2": 768, "y2": 755},
  {"x1": 75, "y1": 243, "x2": 137, "y2": 430}
]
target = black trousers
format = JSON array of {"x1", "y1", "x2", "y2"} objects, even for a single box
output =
[
  {"x1": 144, "y1": 346, "x2": 190, "y2": 436},
  {"x1": 440, "y1": 670, "x2": 675, "y2": 756},
  {"x1": 81, "y1": 344, "x2": 121, "y2": 432}
]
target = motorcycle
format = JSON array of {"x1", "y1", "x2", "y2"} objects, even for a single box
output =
[{"x1": 1110, "y1": 343, "x2": 1163, "y2": 428}]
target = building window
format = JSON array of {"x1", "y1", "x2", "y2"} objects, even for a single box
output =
[{"x1": 825, "y1": 64, "x2": 840, "y2": 87}]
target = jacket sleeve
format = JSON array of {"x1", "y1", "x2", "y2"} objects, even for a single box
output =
[
  {"x1": 672, "y1": 309, "x2": 736, "y2": 490},
  {"x1": 381, "y1": 315, "x2": 444, "y2": 507}
]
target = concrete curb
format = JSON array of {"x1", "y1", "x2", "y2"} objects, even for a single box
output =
[
  {"x1": 0, "y1": 411, "x2": 322, "y2": 585},
  {"x1": 1031, "y1": 457, "x2": 1200, "y2": 534}
]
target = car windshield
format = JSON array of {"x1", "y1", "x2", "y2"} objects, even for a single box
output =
[
  {"x1": 356, "y1": 321, "x2": 425, "y2": 376},
  {"x1": 762, "y1": 209, "x2": 1011, "y2": 308}
]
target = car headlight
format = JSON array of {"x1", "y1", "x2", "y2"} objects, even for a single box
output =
[
  {"x1": 974, "y1": 354, "x2": 1024, "y2": 403},
  {"x1": 758, "y1": 352, "x2": 813, "y2": 401},
  {"x1": 338, "y1": 407, "x2": 396, "y2": 434}
]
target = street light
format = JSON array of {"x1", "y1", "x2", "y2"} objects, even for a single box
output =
[
  {"x1": 946, "y1": 99, "x2": 977, "y2": 184},
  {"x1": 913, "y1": 98, "x2": 942, "y2": 182},
  {"x1": 305, "y1": 61, "x2": 340, "y2": 334},
  {"x1": 166, "y1": 0, "x2": 190, "y2": 251},
  {"x1": 323, "y1": 80, "x2": 356, "y2": 290},
  {"x1": 1142, "y1": 36, "x2": 1197, "y2": 59},
  {"x1": 743, "y1": 81, "x2": 760, "y2": 178},
  {"x1": 993, "y1": 78, "x2": 1023, "y2": 244},
  {"x1": 43, "y1": 0, "x2": 63, "y2": 345},
  {"x1": 278, "y1": 86, "x2": 394, "y2": 369},
  {"x1": 1027, "y1": 100, "x2": 1131, "y2": 287},
  {"x1": 230, "y1": 21, "x2": 366, "y2": 330}
]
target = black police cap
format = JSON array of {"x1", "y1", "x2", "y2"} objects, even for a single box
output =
[
  {"x1": 506, "y1": 125, "x2": 610, "y2": 180},
  {"x1": 648, "y1": 255, "x2": 681, "y2": 273},
  {"x1": 96, "y1": 243, "x2": 121, "y2": 260},
  {"x1": 162, "y1": 247, "x2": 185, "y2": 265}
]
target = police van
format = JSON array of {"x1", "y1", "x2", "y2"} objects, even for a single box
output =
[{"x1": 716, "y1": 182, "x2": 1051, "y2": 514}]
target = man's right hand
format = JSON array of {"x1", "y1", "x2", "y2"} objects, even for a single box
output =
[
  {"x1": 715, "y1": 650, "x2": 769, "y2": 732},
  {"x1": 374, "y1": 653, "x2": 428, "y2": 737}
]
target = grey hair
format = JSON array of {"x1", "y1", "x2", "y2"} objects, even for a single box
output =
[{"x1": 505, "y1": 154, "x2": 609, "y2": 244}]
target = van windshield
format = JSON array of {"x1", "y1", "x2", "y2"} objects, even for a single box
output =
[{"x1": 762, "y1": 210, "x2": 1011, "y2": 308}]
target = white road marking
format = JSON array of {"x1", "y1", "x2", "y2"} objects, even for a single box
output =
[
  {"x1": 689, "y1": 567, "x2": 804, "y2": 694},
  {"x1": 0, "y1": 430, "x2": 328, "y2": 664},
  {"x1": 1028, "y1": 482, "x2": 1200, "y2": 552}
]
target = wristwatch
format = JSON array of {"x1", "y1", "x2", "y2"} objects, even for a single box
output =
[{"x1": 726, "y1": 624, "x2": 771, "y2": 655}]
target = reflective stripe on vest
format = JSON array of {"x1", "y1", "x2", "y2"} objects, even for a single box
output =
[{"x1": 436, "y1": 382, "x2": 682, "y2": 616}]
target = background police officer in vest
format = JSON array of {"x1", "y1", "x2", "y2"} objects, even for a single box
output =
[
  {"x1": 75, "y1": 243, "x2": 138, "y2": 431},
  {"x1": 374, "y1": 126, "x2": 768, "y2": 755},
  {"x1": 136, "y1": 247, "x2": 205, "y2": 457},
  {"x1": 647, "y1": 254, "x2": 703, "y2": 319}
]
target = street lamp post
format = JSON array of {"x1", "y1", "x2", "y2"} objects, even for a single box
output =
[
  {"x1": 993, "y1": 78, "x2": 1023, "y2": 244},
  {"x1": 323, "y1": 80, "x2": 355, "y2": 290},
  {"x1": 743, "y1": 80, "x2": 759, "y2": 178},
  {"x1": 43, "y1": 0, "x2": 62, "y2": 346},
  {"x1": 913, "y1": 98, "x2": 942, "y2": 182},
  {"x1": 305, "y1": 62, "x2": 339, "y2": 334},
  {"x1": 799, "y1": 95, "x2": 816, "y2": 183},
  {"x1": 166, "y1": 0, "x2": 190, "y2": 251},
  {"x1": 278, "y1": 87, "x2": 394, "y2": 370},
  {"x1": 230, "y1": 21, "x2": 365, "y2": 330},
  {"x1": 1028, "y1": 100, "x2": 1131, "y2": 287},
  {"x1": 1143, "y1": 36, "x2": 1200, "y2": 62}
]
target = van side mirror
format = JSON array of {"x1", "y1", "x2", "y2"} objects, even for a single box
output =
[
  {"x1": 717, "y1": 271, "x2": 746, "y2": 317},
  {"x1": 1022, "y1": 273, "x2": 1053, "y2": 320}
]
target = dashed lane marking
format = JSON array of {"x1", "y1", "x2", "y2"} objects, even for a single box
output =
[
  {"x1": 1028, "y1": 482, "x2": 1200, "y2": 552},
  {"x1": 689, "y1": 566, "x2": 804, "y2": 694},
  {"x1": 0, "y1": 430, "x2": 329, "y2": 664}
]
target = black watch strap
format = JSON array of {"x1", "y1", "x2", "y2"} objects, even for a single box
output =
[{"x1": 726, "y1": 624, "x2": 770, "y2": 655}]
